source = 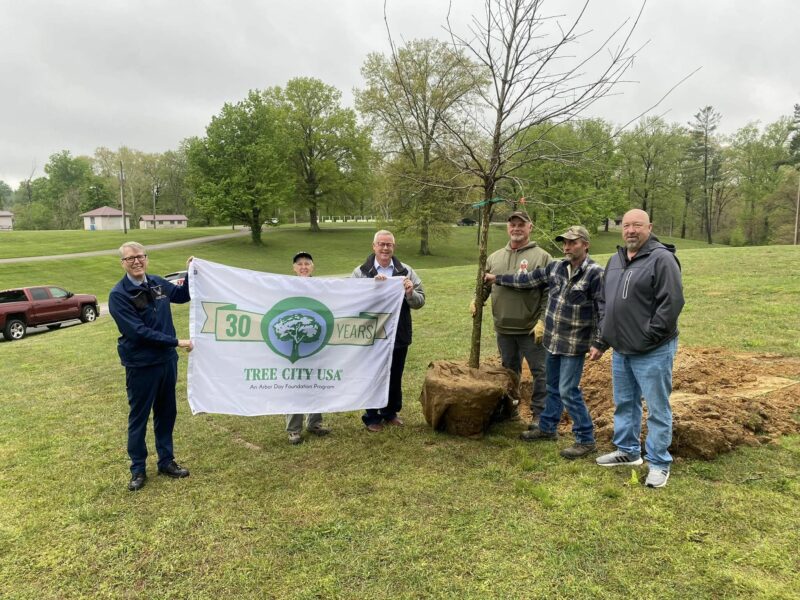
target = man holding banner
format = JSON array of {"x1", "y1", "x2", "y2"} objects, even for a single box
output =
[
  {"x1": 351, "y1": 230, "x2": 425, "y2": 432},
  {"x1": 284, "y1": 251, "x2": 332, "y2": 445},
  {"x1": 109, "y1": 242, "x2": 194, "y2": 492}
]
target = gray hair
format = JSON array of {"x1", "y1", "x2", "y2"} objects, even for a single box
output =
[
  {"x1": 373, "y1": 230, "x2": 395, "y2": 244},
  {"x1": 118, "y1": 241, "x2": 145, "y2": 257}
]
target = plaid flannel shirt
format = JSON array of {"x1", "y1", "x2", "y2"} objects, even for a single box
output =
[{"x1": 496, "y1": 256, "x2": 604, "y2": 356}]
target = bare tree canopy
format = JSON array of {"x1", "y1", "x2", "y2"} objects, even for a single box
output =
[{"x1": 439, "y1": 0, "x2": 645, "y2": 367}]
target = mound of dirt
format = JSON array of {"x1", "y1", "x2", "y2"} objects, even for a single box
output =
[{"x1": 514, "y1": 347, "x2": 800, "y2": 460}]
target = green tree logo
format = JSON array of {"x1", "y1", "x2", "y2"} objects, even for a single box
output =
[
  {"x1": 261, "y1": 297, "x2": 334, "y2": 362},
  {"x1": 273, "y1": 314, "x2": 322, "y2": 363}
]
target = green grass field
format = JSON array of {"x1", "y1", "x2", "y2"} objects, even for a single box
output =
[
  {"x1": 1, "y1": 228, "x2": 798, "y2": 599},
  {"x1": 0, "y1": 227, "x2": 237, "y2": 259},
  {"x1": 0, "y1": 224, "x2": 720, "y2": 302}
]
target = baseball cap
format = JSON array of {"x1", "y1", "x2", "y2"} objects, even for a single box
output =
[
  {"x1": 555, "y1": 225, "x2": 590, "y2": 242},
  {"x1": 507, "y1": 210, "x2": 531, "y2": 223},
  {"x1": 292, "y1": 251, "x2": 313, "y2": 263}
]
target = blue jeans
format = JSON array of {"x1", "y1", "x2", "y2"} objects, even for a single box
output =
[
  {"x1": 611, "y1": 337, "x2": 678, "y2": 470},
  {"x1": 539, "y1": 351, "x2": 594, "y2": 444},
  {"x1": 496, "y1": 333, "x2": 546, "y2": 415}
]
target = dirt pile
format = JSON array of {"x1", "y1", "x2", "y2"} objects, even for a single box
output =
[{"x1": 514, "y1": 347, "x2": 800, "y2": 459}]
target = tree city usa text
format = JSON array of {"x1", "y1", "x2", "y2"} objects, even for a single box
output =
[{"x1": 243, "y1": 367, "x2": 343, "y2": 382}]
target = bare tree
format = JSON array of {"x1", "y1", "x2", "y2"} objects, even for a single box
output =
[{"x1": 441, "y1": 0, "x2": 644, "y2": 367}]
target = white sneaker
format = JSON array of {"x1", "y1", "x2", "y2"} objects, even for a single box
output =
[
  {"x1": 596, "y1": 449, "x2": 643, "y2": 467},
  {"x1": 645, "y1": 468, "x2": 670, "y2": 488}
]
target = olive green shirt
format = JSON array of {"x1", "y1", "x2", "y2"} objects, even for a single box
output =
[{"x1": 483, "y1": 240, "x2": 553, "y2": 335}]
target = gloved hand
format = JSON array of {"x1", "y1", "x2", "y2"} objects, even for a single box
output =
[
  {"x1": 531, "y1": 320, "x2": 545, "y2": 344},
  {"x1": 469, "y1": 299, "x2": 477, "y2": 317}
]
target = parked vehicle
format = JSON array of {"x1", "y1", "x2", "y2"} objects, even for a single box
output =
[
  {"x1": 164, "y1": 271, "x2": 188, "y2": 286},
  {"x1": 0, "y1": 286, "x2": 99, "y2": 341},
  {"x1": 457, "y1": 218, "x2": 477, "y2": 226}
]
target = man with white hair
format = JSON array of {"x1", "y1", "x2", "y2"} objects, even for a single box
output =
[
  {"x1": 351, "y1": 230, "x2": 425, "y2": 432},
  {"x1": 109, "y1": 242, "x2": 194, "y2": 491}
]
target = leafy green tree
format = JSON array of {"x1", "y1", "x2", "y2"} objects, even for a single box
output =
[
  {"x1": 273, "y1": 314, "x2": 321, "y2": 363},
  {"x1": 186, "y1": 90, "x2": 291, "y2": 244},
  {"x1": 0, "y1": 181, "x2": 12, "y2": 210},
  {"x1": 688, "y1": 106, "x2": 722, "y2": 244},
  {"x1": 276, "y1": 78, "x2": 372, "y2": 232},
  {"x1": 356, "y1": 39, "x2": 481, "y2": 253},
  {"x1": 729, "y1": 119, "x2": 792, "y2": 244},
  {"x1": 518, "y1": 119, "x2": 625, "y2": 241},
  {"x1": 34, "y1": 151, "x2": 112, "y2": 229},
  {"x1": 617, "y1": 117, "x2": 685, "y2": 228}
]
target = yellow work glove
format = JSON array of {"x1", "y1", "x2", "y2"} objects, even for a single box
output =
[
  {"x1": 469, "y1": 299, "x2": 477, "y2": 317},
  {"x1": 531, "y1": 320, "x2": 545, "y2": 344}
]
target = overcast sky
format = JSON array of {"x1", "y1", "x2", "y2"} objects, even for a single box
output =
[{"x1": 1, "y1": 0, "x2": 797, "y2": 189}]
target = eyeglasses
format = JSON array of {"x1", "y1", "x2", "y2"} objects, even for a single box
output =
[
  {"x1": 375, "y1": 242, "x2": 395, "y2": 248},
  {"x1": 121, "y1": 254, "x2": 147, "y2": 264}
]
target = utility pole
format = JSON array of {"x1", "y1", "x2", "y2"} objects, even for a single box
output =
[
  {"x1": 152, "y1": 183, "x2": 160, "y2": 230},
  {"x1": 794, "y1": 171, "x2": 799, "y2": 245},
  {"x1": 118, "y1": 160, "x2": 127, "y2": 234}
]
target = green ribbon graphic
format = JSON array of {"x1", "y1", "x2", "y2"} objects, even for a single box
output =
[{"x1": 200, "y1": 302, "x2": 391, "y2": 347}]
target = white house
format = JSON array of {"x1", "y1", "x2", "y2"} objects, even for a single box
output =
[
  {"x1": 0, "y1": 210, "x2": 13, "y2": 230},
  {"x1": 79, "y1": 206, "x2": 131, "y2": 231},
  {"x1": 139, "y1": 214, "x2": 189, "y2": 229}
]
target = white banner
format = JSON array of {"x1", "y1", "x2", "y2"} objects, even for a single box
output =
[{"x1": 187, "y1": 258, "x2": 405, "y2": 416}]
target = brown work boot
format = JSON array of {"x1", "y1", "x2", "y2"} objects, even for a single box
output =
[{"x1": 559, "y1": 442, "x2": 596, "y2": 459}]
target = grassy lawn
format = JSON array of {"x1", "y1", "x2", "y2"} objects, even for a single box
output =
[
  {"x1": 0, "y1": 227, "x2": 237, "y2": 259},
  {"x1": 1, "y1": 230, "x2": 798, "y2": 598},
  {"x1": 1, "y1": 225, "x2": 719, "y2": 302}
]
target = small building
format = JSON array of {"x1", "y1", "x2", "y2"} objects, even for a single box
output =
[
  {"x1": 79, "y1": 206, "x2": 131, "y2": 231},
  {"x1": 139, "y1": 214, "x2": 189, "y2": 229},
  {"x1": 0, "y1": 210, "x2": 13, "y2": 230}
]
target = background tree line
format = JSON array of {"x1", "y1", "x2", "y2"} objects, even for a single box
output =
[{"x1": 2, "y1": 54, "x2": 798, "y2": 248}]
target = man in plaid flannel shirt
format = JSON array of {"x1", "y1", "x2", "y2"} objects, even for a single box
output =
[{"x1": 484, "y1": 225, "x2": 604, "y2": 459}]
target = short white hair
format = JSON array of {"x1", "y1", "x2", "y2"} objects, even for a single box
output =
[
  {"x1": 119, "y1": 241, "x2": 145, "y2": 257},
  {"x1": 373, "y1": 230, "x2": 395, "y2": 243}
]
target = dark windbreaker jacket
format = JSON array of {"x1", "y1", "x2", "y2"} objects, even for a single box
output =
[{"x1": 597, "y1": 234, "x2": 684, "y2": 355}]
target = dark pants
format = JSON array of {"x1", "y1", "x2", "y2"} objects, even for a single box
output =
[
  {"x1": 496, "y1": 332, "x2": 547, "y2": 416},
  {"x1": 126, "y1": 358, "x2": 178, "y2": 474},
  {"x1": 363, "y1": 344, "x2": 409, "y2": 425}
]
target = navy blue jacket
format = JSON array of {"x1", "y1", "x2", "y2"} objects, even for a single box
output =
[
  {"x1": 597, "y1": 234, "x2": 684, "y2": 355},
  {"x1": 109, "y1": 273, "x2": 191, "y2": 367}
]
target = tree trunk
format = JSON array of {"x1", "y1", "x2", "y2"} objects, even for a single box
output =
[
  {"x1": 248, "y1": 207, "x2": 263, "y2": 245},
  {"x1": 419, "y1": 219, "x2": 431, "y2": 255},
  {"x1": 308, "y1": 202, "x2": 320, "y2": 232},
  {"x1": 468, "y1": 192, "x2": 494, "y2": 369},
  {"x1": 680, "y1": 191, "x2": 690, "y2": 239}
]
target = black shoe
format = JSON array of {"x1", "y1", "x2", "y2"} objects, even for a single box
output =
[
  {"x1": 520, "y1": 426, "x2": 558, "y2": 442},
  {"x1": 128, "y1": 472, "x2": 146, "y2": 491},
  {"x1": 158, "y1": 461, "x2": 190, "y2": 478}
]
